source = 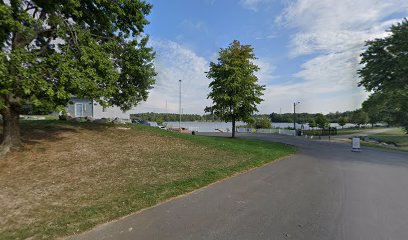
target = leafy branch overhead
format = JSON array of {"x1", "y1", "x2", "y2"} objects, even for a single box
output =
[
  {"x1": 358, "y1": 19, "x2": 408, "y2": 133},
  {"x1": 0, "y1": 0, "x2": 156, "y2": 111}
]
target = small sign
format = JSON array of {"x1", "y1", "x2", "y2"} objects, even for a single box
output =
[{"x1": 352, "y1": 137, "x2": 361, "y2": 152}]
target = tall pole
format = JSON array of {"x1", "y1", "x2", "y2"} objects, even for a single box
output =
[
  {"x1": 179, "y1": 79, "x2": 182, "y2": 130},
  {"x1": 293, "y1": 101, "x2": 300, "y2": 131},
  {"x1": 293, "y1": 102, "x2": 296, "y2": 130}
]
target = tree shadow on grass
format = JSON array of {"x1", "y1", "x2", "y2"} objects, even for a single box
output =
[{"x1": 0, "y1": 121, "x2": 110, "y2": 149}]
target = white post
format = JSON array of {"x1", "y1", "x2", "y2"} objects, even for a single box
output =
[{"x1": 179, "y1": 79, "x2": 182, "y2": 130}]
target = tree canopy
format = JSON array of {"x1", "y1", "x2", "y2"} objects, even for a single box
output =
[
  {"x1": 338, "y1": 117, "x2": 347, "y2": 128},
  {"x1": 358, "y1": 19, "x2": 408, "y2": 133},
  {"x1": 0, "y1": 0, "x2": 156, "y2": 150},
  {"x1": 308, "y1": 119, "x2": 317, "y2": 129},
  {"x1": 350, "y1": 109, "x2": 369, "y2": 127},
  {"x1": 205, "y1": 40, "x2": 265, "y2": 137},
  {"x1": 315, "y1": 114, "x2": 329, "y2": 129}
]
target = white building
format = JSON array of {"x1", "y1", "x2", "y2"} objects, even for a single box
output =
[{"x1": 66, "y1": 97, "x2": 130, "y2": 119}]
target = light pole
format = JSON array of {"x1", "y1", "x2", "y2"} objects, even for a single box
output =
[
  {"x1": 293, "y1": 101, "x2": 300, "y2": 131},
  {"x1": 179, "y1": 79, "x2": 182, "y2": 130}
]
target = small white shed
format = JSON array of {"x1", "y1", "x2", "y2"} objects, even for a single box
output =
[{"x1": 66, "y1": 98, "x2": 130, "y2": 119}]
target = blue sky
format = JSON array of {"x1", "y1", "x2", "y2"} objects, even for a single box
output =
[{"x1": 134, "y1": 0, "x2": 408, "y2": 114}]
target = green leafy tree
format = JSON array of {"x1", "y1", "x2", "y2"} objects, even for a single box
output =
[
  {"x1": 253, "y1": 117, "x2": 272, "y2": 129},
  {"x1": 358, "y1": 19, "x2": 408, "y2": 133},
  {"x1": 338, "y1": 117, "x2": 347, "y2": 129},
  {"x1": 351, "y1": 110, "x2": 369, "y2": 127},
  {"x1": 362, "y1": 91, "x2": 407, "y2": 128},
  {"x1": 0, "y1": 0, "x2": 156, "y2": 152},
  {"x1": 315, "y1": 114, "x2": 329, "y2": 129},
  {"x1": 205, "y1": 40, "x2": 265, "y2": 137},
  {"x1": 308, "y1": 119, "x2": 317, "y2": 129},
  {"x1": 362, "y1": 93, "x2": 387, "y2": 127}
]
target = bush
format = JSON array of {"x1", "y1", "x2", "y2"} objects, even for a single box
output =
[{"x1": 254, "y1": 118, "x2": 272, "y2": 129}]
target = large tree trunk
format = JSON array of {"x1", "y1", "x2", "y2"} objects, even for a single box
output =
[
  {"x1": 1, "y1": 102, "x2": 22, "y2": 154},
  {"x1": 232, "y1": 119, "x2": 236, "y2": 138}
]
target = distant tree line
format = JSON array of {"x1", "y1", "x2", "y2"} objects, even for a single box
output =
[
  {"x1": 131, "y1": 108, "x2": 382, "y2": 129},
  {"x1": 264, "y1": 109, "x2": 388, "y2": 128},
  {"x1": 267, "y1": 109, "x2": 379, "y2": 129},
  {"x1": 267, "y1": 111, "x2": 357, "y2": 124},
  {"x1": 130, "y1": 113, "x2": 222, "y2": 124}
]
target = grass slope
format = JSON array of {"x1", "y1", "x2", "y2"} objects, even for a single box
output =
[
  {"x1": 369, "y1": 128, "x2": 408, "y2": 150},
  {"x1": 336, "y1": 128, "x2": 367, "y2": 135},
  {"x1": 0, "y1": 121, "x2": 295, "y2": 239}
]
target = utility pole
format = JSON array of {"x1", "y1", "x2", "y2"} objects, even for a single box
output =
[
  {"x1": 293, "y1": 101, "x2": 300, "y2": 131},
  {"x1": 293, "y1": 102, "x2": 296, "y2": 130},
  {"x1": 165, "y1": 100, "x2": 168, "y2": 123},
  {"x1": 179, "y1": 80, "x2": 182, "y2": 130}
]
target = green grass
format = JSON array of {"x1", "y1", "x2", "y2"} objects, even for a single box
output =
[
  {"x1": 369, "y1": 128, "x2": 408, "y2": 150},
  {"x1": 359, "y1": 141, "x2": 408, "y2": 152},
  {"x1": 20, "y1": 115, "x2": 59, "y2": 120},
  {"x1": 336, "y1": 128, "x2": 367, "y2": 135},
  {"x1": 0, "y1": 121, "x2": 295, "y2": 239}
]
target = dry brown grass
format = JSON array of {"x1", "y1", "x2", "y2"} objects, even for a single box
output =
[{"x1": 0, "y1": 121, "x2": 294, "y2": 239}]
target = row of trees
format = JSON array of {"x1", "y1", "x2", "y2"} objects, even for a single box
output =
[
  {"x1": 268, "y1": 110, "x2": 371, "y2": 126},
  {"x1": 269, "y1": 111, "x2": 361, "y2": 124},
  {"x1": 130, "y1": 113, "x2": 223, "y2": 124},
  {"x1": 307, "y1": 111, "x2": 369, "y2": 130},
  {"x1": 132, "y1": 109, "x2": 372, "y2": 129},
  {"x1": 255, "y1": 109, "x2": 373, "y2": 128}
]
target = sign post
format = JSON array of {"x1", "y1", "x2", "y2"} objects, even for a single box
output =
[{"x1": 352, "y1": 137, "x2": 361, "y2": 152}]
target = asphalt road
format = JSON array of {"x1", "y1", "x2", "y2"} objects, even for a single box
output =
[{"x1": 69, "y1": 133, "x2": 408, "y2": 240}]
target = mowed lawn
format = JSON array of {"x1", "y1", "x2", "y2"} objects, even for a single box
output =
[
  {"x1": 336, "y1": 128, "x2": 367, "y2": 135},
  {"x1": 369, "y1": 128, "x2": 408, "y2": 150},
  {"x1": 0, "y1": 121, "x2": 295, "y2": 239}
]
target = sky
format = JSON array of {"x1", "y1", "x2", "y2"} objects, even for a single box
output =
[{"x1": 133, "y1": 0, "x2": 408, "y2": 114}]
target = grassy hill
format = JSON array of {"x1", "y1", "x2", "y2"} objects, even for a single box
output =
[
  {"x1": 369, "y1": 128, "x2": 408, "y2": 150},
  {"x1": 0, "y1": 121, "x2": 295, "y2": 239}
]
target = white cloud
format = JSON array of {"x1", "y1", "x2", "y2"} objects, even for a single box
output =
[
  {"x1": 258, "y1": 80, "x2": 370, "y2": 114},
  {"x1": 240, "y1": 0, "x2": 274, "y2": 11},
  {"x1": 205, "y1": 0, "x2": 217, "y2": 5},
  {"x1": 135, "y1": 41, "x2": 279, "y2": 114},
  {"x1": 271, "y1": 0, "x2": 408, "y2": 113},
  {"x1": 137, "y1": 0, "x2": 408, "y2": 115},
  {"x1": 134, "y1": 39, "x2": 212, "y2": 114},
  {"x1": 180, "y1": 19, "x2": 207, "y2": 32},
  {"x1": 254, "y1": 58, "x2": 277, "y2": 86},
  {"x1": 255, "y1": 34, "x2": 277, "y2": 40}
]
